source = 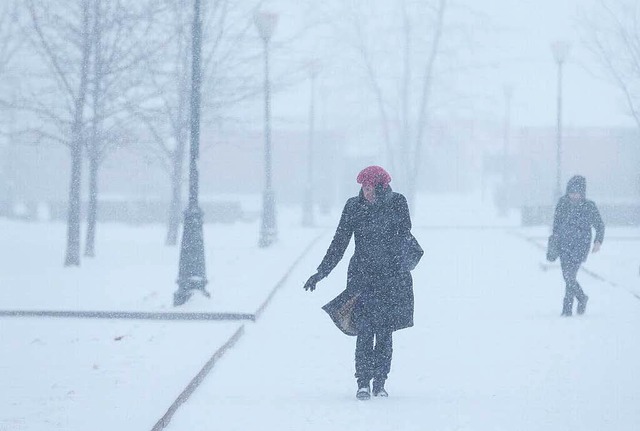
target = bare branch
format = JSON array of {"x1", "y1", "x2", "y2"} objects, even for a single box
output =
[
  {"x1": 413, "y1": 0, "x2": 447, "y2": 181},
  {"x1": 347, "y1": 2, "x2": 396, "y2": 170},
  {"x1": 581, "y1": 0, "x2": 640, "y2": 129},
  {"x1": 26, "y1": 0, "x2": 78, "y2": 99}
]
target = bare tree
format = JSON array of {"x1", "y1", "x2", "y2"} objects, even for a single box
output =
[
  {"x1": 0, "y1": 1, "x2": 24, "y2": 214},
  {"x1": 131, "y1": 0, "x2": 193, "y2": 246},
  {"x1": 581, "y1": 0, "x2": 640, "y2": 129},
  {"x1": 18, "y1": 0, "x2": 167, "y2": 262},
  {"x1": 329, "y1": 0, "x2": 448, "y2": 206},
  {"x1": 83, "y1": 0, "x2": 167, "y2": 257},
  {"x1": 25, "y1": 0, "x2": 93, "y2": 266}
]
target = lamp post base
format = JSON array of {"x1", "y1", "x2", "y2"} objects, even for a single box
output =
[
  {"x1": 174, "y1": 204, "x2": 209, "y2": 306},
  {"x1": 174, "y1": 277, "x2": 210, "y2": 306}
]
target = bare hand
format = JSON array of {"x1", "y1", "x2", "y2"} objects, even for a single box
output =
[{"x1": 592, "y1": 241, "x2": 601, "y2": 253}]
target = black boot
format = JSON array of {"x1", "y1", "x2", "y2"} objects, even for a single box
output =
[
  {"x1": 561, "y1": 296, "x2": 573, "y2": 317},
  {"x1": 356, "y1": 379, "x2": 371, "y2": 400},
  {"x1": 372, "y1": 380, "x2": 388, "y2": 397},
  {"x1": 577, "y1": 295, "x2": 589, "y2": 315}
]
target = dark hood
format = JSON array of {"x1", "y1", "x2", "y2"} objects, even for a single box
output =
[{"x1": 566, "y1": 175, "x2": 586, "y2": 196}]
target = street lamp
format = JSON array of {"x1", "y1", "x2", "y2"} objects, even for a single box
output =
[
  {"x1": 255, "y1": 11, "x2": 278, "y2": 247},
  {"x1": 551, "y1": 41, "x2": 570, "y2": 200},
  {"x1": 174, "y1": 0, "x2": 209, "y2": 306},
  {"x1": 302, "y1": 60, "x2": 319, "y2": 227}
]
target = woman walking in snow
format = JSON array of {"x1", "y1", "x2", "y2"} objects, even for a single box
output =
[
  {"x1": 549, "y1": 175, "x2": 605, "y2": 316},
  {"x1": 303, "y1": 165, "x2": 421, "y2": 400}
]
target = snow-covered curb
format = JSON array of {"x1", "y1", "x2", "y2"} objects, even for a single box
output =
[{"x1": 151, "y1": 325, "x2": 246, "y2": 431}]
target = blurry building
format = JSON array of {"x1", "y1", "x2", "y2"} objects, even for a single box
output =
[
  {"x1": 0, "y1": 127, "x2": 343, "y2": 222},
  {"x1": 0, "y1": 116, "x2": 493, "y2": 223}
]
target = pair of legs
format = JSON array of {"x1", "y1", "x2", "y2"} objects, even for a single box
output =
[
  {"x1": 560, "y1": 258, "x2": 588, "y2": 316},
  {"x1": 355, "y1": 325, "x2": 393, "y2": 392}
]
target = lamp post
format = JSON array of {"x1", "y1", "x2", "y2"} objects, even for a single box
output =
[
  {"x1": 255, "y1": 11, "x2": 278, "y2": 247},
  {"x1": 551, "y1": 41, "x2": 570, "y2": 201},
  {"x1": 174, "y1": 0, "x2": 209, "y2": 306},
  {"x1": 302, "y1": 60, "x2": 319, "y2": 227}
]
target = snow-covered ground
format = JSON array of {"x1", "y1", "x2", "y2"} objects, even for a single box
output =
[
  {"x1": 2, "y1": 195, "x2": 640, "y2": 430},
  {"x1": 2, "y1": 318, "x2": 241, "y2": 431},
  {"x1": 0, "y1": 207, "x2": 323, "y2": 313}
]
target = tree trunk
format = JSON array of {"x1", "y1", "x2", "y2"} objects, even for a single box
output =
[
  {"x1": 84, "y1": 0, "x2": 103, "y2": 258},
  {"x1": 64, "y1": 140, "x2": 83, "y2": 266},
  {"x1": 166, "y1": 38, "x2": 189, "y2": 246},
  {"x1": 165, "y1": 110, "x2": 188, "y2": 246},
  {"x1": 64, "y1": 1, "x2": 92, "y2": 267},
  {"x1": 84, "y1": 156, "x2": 98, "y2": 257},
  {"x1": 399, "y1": 0, "x2": 412, "y2": 195},
  {"x1": 166, "y1": 160, "x2": 184, "y2": 246},
  {"x1": 409, "y1": 0, "x2": 447, "y2": 212}
]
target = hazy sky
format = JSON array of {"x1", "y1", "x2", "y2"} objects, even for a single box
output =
[
  {"x1": 264, "y1": 0, "x2": 636, "y2": 130},
  {"x1": 474, "y1": 0, "x2": 634, "y2": 128}
]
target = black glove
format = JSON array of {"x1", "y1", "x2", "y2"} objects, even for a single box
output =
[{"x1": 303, "y1": 272, "x2": 323, "y2": 292}]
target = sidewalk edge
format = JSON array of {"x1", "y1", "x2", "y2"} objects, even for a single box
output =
[{"x1": 151, "y1": 324, "x2": 245, "y2": 431}]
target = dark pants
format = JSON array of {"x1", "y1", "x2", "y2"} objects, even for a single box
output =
[
  {"x1": 560, "y1": 259, "x2": 587, "y2": 314},
  {"x1": 355, "y1": 326, "x2": 393, "y2": 388}
]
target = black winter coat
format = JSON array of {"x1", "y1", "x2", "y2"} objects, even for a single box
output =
[
  {"x1": 552, "y1": 195, "x2": 605, "y2": 263},
  {"x1": 317, "y1": 187, "x2": 414, "y2": 333}
]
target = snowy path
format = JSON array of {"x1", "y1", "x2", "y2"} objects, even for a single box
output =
[{"x1": 167, "y1": 228, "x2": 640, "y2": 431}]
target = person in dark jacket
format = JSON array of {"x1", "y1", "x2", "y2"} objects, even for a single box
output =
[
  {"x1": 551, "y1": 175, "x2": 604, "y2": 316},
  {"x1": 303, "y1": 165, "x2": 416, "y2": 400}
]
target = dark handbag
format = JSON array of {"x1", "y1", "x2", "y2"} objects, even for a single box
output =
[
  {"x1": 546, "y1": 234, "x2": 559, "y2": 262},
  {"x1": 401, "y1": 233, "x2": 424, "y2": 271}
]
